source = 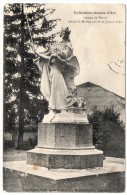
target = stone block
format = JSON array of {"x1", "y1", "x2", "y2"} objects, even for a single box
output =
[
  {"x1": 43, "y1": 110, "x2": 88, "y2": 123},
  {"x1": 38, "y1": 123, "x2": 93, "y2": 148},
  {"x1": 27, "y1": 121, "x2": 103, "y2": 169},
  {"x1": 3, "y1": 158, "x2": 125, "y2": 192},
  {"x1": 27, "y1": 148, "x2": 103, "y2": 169}
]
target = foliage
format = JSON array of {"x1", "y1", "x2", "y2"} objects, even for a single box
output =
[
  {"x1": 4, "y1": 3, "x2": 58, "y2": 122},
  {"x1": 4, "y1": 102, "x2": 17, "y2": 132},
  {"x1": 4, "y1": 3, "x2": 58, "y2": 147},
  {"x1": 88, "y1": 107, "x2": 125, "y2": 157}
]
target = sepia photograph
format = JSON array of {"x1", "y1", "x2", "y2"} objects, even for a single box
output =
[{"x1": 3, "y1": 2, "x2": 125, "y2": 192}]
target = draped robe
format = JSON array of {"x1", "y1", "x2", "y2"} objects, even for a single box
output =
[{"x1": 34, "y1": 41, "x2": 80, "y2": 110}]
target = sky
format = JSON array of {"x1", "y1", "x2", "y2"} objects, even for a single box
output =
[{"x1": 46, "y1": 4, "x2": 125, "y2": 97}]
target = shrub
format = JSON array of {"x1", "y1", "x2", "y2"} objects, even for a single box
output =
[{"x1": 88, "y1": 107, "x2": 125, "y2": 158}]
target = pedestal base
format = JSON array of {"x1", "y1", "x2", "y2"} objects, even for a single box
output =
[
  {"x1": 43, "y1": 108, "x2": 88, "y2": 123},
  {"x1": 26, "y1": 109, "x2": 103, "y2": 169},
  {"x1": 27, "y1": 122, "x2": 103, "y2": 169},
  {"x1": 27, "y1": 147, "x2": 103, "y2": 169}
]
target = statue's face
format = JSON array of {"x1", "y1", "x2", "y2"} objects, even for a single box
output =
[
  {"x1": 60, "y1": 30, "x2": 65, "y2": 38},
  {"x1": 60, "y1": 30, "x2": 70, "y2": 41}
]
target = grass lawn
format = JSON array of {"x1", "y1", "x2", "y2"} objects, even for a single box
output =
[{"x1": 3, "y1": 148, "x2": 27, "y2": 162}]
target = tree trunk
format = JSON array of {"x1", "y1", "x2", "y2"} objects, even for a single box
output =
[{"x1": 15, "y1": 3, "x2": 25, "y2": 149}]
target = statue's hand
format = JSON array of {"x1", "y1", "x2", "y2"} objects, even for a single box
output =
[
  {"x1": 49, "y1": 54, "x2": 57, "y2": 64},
  {"x1": 50, "y1": 56, "x2": 57, "y2": 63},
  {"x1": 51, "y1": 58, "x2": 56, "y2": 63}
]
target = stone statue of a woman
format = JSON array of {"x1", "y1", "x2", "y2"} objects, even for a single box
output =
[{"x1": 34, "y1": 27, "x2": 85, "y2": 117}]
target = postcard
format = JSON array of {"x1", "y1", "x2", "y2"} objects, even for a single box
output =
[{"x1": 3, "y1": 2, "x2": 125, "y2": 192}]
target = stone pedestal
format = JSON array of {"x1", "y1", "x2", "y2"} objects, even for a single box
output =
[
  {"x1": 37, "y1": 123, "x2": 93, "y2": 148},
  {"x1": 27, "y1": 112, "x2": 103, "y2": 169}
]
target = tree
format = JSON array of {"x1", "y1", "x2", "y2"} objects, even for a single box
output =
[{"x1": 4, "y1": 3, "x2": 59, "y2": 149}]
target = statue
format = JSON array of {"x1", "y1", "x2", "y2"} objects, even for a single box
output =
[{"x1": 34, "y1": 27, "x2": 86, "y2": 118}]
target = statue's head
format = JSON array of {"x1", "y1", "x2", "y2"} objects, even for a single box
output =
[{"x1": 60, "y1": 27, "x2": 71, "y2": 41}]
